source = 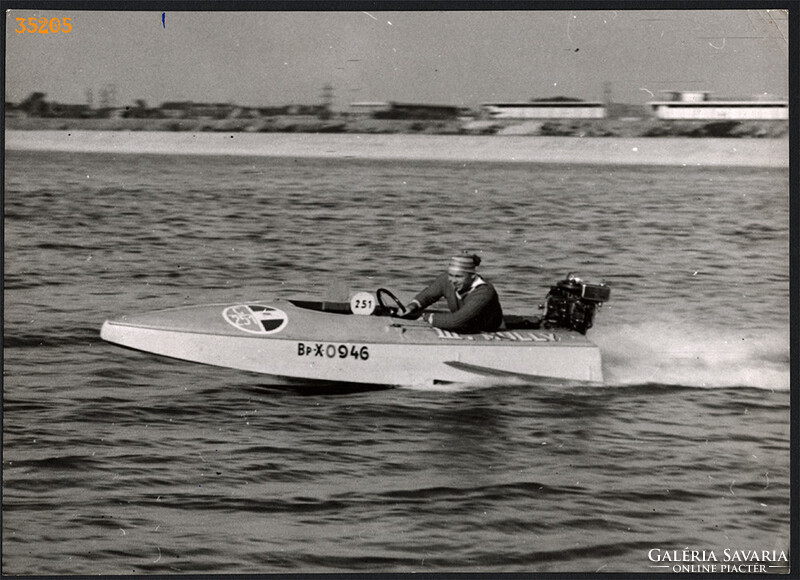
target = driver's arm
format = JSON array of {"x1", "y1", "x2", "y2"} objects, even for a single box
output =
[
  {"x1": 398, "y1": 274, "x2": 448, "y2": 319},
  {"x1": 427, "y1": 284, "x2": 495, "y2": 330},
  {"x1": 410, "y1": 273, "x2": 448, "y2": 311}
]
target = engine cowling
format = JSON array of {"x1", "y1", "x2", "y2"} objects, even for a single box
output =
[{"x1": 543, "y1": 273, "x2": 610, "y2": 334}]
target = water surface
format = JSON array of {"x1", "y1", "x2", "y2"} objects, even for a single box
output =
[{"x1": 3, "y1": 145, "x2": 790, "y2": 574}]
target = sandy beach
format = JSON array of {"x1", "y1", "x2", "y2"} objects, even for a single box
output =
[{"x1": 5, "y1": 130, "x2": 789, "y2": 168}]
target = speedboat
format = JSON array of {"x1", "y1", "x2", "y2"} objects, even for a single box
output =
[{"x1": 100, "y1": 274, "x2": 610, "y2": 387}]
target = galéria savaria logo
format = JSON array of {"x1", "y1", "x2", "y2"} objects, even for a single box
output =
[{"x1": 648, "y1": 548, "x2": 789, "y2": 573}]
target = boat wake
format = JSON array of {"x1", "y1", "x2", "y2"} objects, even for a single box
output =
[
  {"x1": 593, "y1": 319, "x2": 789, "y2": 391},
  {"x1": 400, "y1": 318, "x2": 789, "y2": 393}
]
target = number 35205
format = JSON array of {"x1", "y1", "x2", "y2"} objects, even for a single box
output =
[{"x1": 16, "y1": 17, "x2": 72, "y2": 34}]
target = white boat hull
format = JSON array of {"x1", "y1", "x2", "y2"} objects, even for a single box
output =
[{"x1": 100, "y1": 299, "x2": 604, "y2": 387}]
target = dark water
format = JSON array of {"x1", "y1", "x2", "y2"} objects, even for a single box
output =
[{"x1": 3, "y1": 147, "x2": 790, "y2": 574}]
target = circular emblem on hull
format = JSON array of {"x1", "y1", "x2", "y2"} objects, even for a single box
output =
[{"x1": 223, "y1": 305, "x2": 288, "y2": 335}]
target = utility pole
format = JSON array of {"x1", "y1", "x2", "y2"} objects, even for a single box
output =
[
  {"x1": 603, "y1": 81, "x2": 614, "y2": 118},
  {"x1": 319, "y1": 83, "x2": 333, "y2": 119},
  {"x1": 99, "y1": 83, "x2": 117, "y2": 109}
]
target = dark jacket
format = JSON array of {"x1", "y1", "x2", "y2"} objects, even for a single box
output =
[{"x1": 412, "y1": 273, "x2": 503, "y2": 333}]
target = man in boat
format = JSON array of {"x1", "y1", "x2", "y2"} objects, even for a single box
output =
[{"x1": 399, "y1": 253, "x2": 504, "y2": 333}]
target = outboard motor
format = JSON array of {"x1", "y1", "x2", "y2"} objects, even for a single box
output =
[{"x1": 543, "y1": 273, "x2": 610, "y2": 334}]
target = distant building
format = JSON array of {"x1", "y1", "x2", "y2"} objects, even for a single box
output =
[
  {"x1": 350, "y1": 101, "x2": 464, "y2": 120},
  {"x1": 159, "y1": 101, "x2": 236, "y2": 119},
  {"x1": 121, "y1": 100, "x2": 161, "y2": 119},
  {"x1": 43, "y1": 103, "x2": 94, "y2": 118},
  {"x1": 5, "y1": 102, "x2": 22, "y2": 117},
  {"x1": 160, "y1": 101, "x2": 193, "y2": 118},
  {"x1": 481, "y1": 99, "x2": 607, "y2": 120},
  {"x1": 349, "y1": 102, "x2": 392, "y2": 116},
  {"x1": 380, "y1": 102, "x2": 464, "y2": 120},
  {"x1": 648, "y1": 91, "x2": 788, "y2": 120},
  {"x1": 254, "y1": 105, "x2": 289, "y2": 117},
  {"x1": 12, "y1": 93, "x2": 97, "y2": 118},
  {"x1": 230, "y1": 106, "x2": 259, "y2": 119}
]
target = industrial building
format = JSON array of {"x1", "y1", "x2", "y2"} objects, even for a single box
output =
[
  {"x1": 480, "y1": 99, "x2": 607, "y2": 120},
  {"x1": 350, "y1": 101, "x2": 465, "y2": 120},
  {"x1": 159, "y1": 101, "x2": 237, "y2": 119},
  {"x1": 648, "y1": 91, "x2": 788, "y2": 121}
]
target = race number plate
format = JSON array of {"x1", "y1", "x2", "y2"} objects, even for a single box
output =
[{"x1": 350, "y1": 292, "x2": 376, "y2": 315}]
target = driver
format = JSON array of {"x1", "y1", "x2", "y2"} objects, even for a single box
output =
[{"x1": 399, "y1": 253, "x2": 503, "y2": 333}]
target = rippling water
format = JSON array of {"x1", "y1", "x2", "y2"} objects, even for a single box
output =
[{"x1": 3, "y1": 142, "x2": 790, "y2": 574}]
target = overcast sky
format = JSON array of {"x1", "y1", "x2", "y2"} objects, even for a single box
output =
[{"x1": 5, "y1": 8, "x2": 789, "y2": 109}]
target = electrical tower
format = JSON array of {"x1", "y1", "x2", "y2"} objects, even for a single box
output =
[
  {"x1": 99, "y1": 84, "x2": 117, "y2": 109},
  {"x1": 319, "y1": 83, "x2": 334, "y2": 119}
]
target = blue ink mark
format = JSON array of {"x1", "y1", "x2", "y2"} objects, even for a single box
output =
[{"x1": 162, "y1": 13, "x2": 165, "y2": 28}]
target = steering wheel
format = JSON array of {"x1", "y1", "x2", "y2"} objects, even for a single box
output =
[{"x1": 376, "y1": 288, "x2": 407, "y2": 316}]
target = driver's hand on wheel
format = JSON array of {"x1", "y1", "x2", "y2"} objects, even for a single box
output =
[{"x1": 395, "y1": 301, "x2": 421, "y2": 319}]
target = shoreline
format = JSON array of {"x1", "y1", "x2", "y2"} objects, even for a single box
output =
[
  {"x1": 5, "y1": 129, "x2": 789, "y2": 168},
  {"x1": 5, "y1": 114, "x2": 789, "y2": 139}
]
